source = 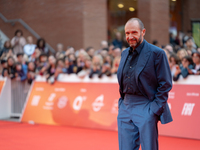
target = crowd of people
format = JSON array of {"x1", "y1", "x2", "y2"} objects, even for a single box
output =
[
  {"x1": 165, "y1": 33, "x2": 200, "y2": 81},
  {"x1": 0, "y1": 29, "x2": 200, "y2": 84}
]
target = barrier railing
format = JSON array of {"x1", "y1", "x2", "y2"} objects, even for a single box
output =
[
  {"x1": 0, "y1": 13, "x2": 55, "y2": 53},
  {"x1": 10, "y1": 80, "x2": 30, "y2": 117}
]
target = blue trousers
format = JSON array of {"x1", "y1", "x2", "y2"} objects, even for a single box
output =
[{"x1": 117, "y1": 94, "x2": 159, "y2": 150}]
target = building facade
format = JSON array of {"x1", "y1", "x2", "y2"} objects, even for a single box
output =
[{"x1": 0, "y1": 0, "x2": 199, "y2": 50}]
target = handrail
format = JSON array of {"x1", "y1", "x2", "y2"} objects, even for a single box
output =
[{"x1": 0, "y1": 13, "x2": 55, "y2": 53}]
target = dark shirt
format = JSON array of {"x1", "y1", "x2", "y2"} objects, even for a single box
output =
[{"x1": 122, "y1": 41, "x2": 145, "y2": 95}]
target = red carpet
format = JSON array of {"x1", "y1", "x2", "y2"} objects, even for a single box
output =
[{"x1": 0, "y1": 121, "x2": 199, "y2": 150}]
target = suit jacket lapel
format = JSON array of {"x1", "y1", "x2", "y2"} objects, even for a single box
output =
[
  {"x1": 117, "y1": 48, "x2": 129, "y2": 87},
  {"x1": 135, "y1": 40, "x2": 151, "y2": 86}
]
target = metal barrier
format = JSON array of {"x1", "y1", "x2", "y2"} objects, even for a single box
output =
[{"x1": 10, "y1": 80, "x2": 31, "y2": 117}]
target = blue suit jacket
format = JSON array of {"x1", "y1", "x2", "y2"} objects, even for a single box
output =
[{"x1": 117, "y1": 40, "x2": 173, "y2": 124}]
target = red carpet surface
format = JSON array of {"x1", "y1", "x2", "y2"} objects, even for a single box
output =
[{"x1": 0, "y1": 121, "x2": 200, "y2": 150}]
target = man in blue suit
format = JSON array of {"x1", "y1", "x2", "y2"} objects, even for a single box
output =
[{"x1": 117, "y1": 18, "x2": 172, "y2": 150}]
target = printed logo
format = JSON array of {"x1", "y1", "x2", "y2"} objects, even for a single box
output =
[
  {"x1": 169, "y1": 92, "x2": 175, "y2": 99},
  {"x1": 43, "y1": 93, "x2": 56, "y2": 110},
  {"x1": 54, "y1": 88, "x2": 65, "y2": 92},
  {"x1": 57, "y1": 96, "x2": 68, "y2": 109},
  {"x1": 181, "y1": 103, "x2": 195, "y2": 116},
  {"x1": 31, "y1": 95, "x2": 41, "y2": 106},
  {"x1": 92, "y1": 94, "x2": 104, "y2": 112},
  {"x1": 186, "y1": 93, "x2": 199, "y2": 97},
  {"x1": 73, "y1": 96, "x2": 87, "y2": 110}
]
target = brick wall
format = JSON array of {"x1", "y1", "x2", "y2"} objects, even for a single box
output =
[
  {"x1": 138, "y1": 0, "x2": 169, "y2": 47},
  {"x1": 182, "y1": 0, "x2": 200, "y2": 33},
  {"x1": 0, "y1": 0, "x2": 107, "y2": 50}
]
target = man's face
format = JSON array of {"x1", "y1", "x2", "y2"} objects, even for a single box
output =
[
  {"x1": 125, "y1": 20, "x2": 145, "y2": 49},
  {"x1": 17, "y1": 56, "x2": 23, "y2": 63},
  {"x1": 186, "y1": 39, "x2": 193, "y2": 47},
  {"x1": 27, "y1": 37, "x2": 33, "y2": 44}
]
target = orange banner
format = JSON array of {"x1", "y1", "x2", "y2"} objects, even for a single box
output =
[{"x1": 21, "y1": 81, "x2": 120, "y2": 130}]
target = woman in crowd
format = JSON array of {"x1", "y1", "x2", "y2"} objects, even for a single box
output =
[
  {"x1": 76, "y1": 50, "x2": 89, "y2": 73},
  {"x1": 0, "y1": 40, "x2": 12, "y2": 58},
  {"x1": 37, "y1": 53, "x2": 48, "y2": 75},
  {"x1": 77, "y1": 56, "x2": 92, "y2": 78},
  {"x1": 7, "y1": 56, "x2": 16, "y2": 79},
  {"x1": 55, "y1": 43, "x2": 65, "y2": 59},
  {"x1": 89, "y1": 54, "x2": 103, "y2": 78},
  {"x1": 36, "y1": 38, "x2": 49, "y2": 55},
  {"x1": 169, "y1": 53, "x2": 180, "y2": 77},
  {"x1": 191, "y1": 52, "x2": 200, "y2": 75},
  {"x1": 98, "y1": 53, "x2": 112, "y2": 78},
  {"x1": 55, "y1": 58, "x2": 67, "y2": 74},
  {"x1": 45, "y1": 55, "x2": 56, "y2": 84},
  {"x1": 173, "y1": 55, "x2": 194, "y2": 81},
  {"x1": 64, "y1": 56, "x2": 77, "y2": 74},
  {"x1": 27, "y1": 61, "x2": 37, "y2": 84},
  {"x1": 176, "y1": 49, "x2": 188, "y2": 62},
  {"x1": 11, "y1": 29, "x2": 26, "y2": 55}
]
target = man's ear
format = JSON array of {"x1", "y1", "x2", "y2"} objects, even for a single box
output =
[{"x1": 142, "y1": 28, "x2": 146, "y2": 37}]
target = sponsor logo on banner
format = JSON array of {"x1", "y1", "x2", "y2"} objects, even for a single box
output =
[
  {"x1": 111, "y1": 99, "x2": 118, "y2": 114},
  {"x1": 43, "y1": 93, "x2": 56, "y2": 110},
  {"x1": 92, "y1": 94, "x2": 104, "y2": 112},
  {"x1": 73, "y1": 96, "x2": 87, "y2": 110},
  {"x1": 181, "y1": 103, "x2": 195, "y2": 116},
  {"x1": 35, "y1": 87, "x2": 44, "y2": 91},
  {"x1": 57, "y1": 96, "x2": 68, "y2": 109},
  {"x1": 169, "y1": 92, "x2": 175, "y2": 99},
  {"x1": 186, "y1": 93, "x2": 199, "y2": 97},
  {"x1": 31, "y1": 95, "x2": 41, "y2": 106},
  {"x1": 54, "y1": 88, "x2": 65, "y2": 92}
]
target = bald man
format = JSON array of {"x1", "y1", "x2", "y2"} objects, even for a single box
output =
[{"x1": 117, "y1": 18, "x2": 173, "y2": 150}]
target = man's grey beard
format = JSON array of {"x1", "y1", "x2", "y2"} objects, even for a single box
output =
[{"x1": 129, "y1": 34, "x2": 142, "y2": 49}]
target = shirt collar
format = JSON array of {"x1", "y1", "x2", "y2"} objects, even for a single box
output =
[
  {"x1": 135, "y1": 39, "x2": 145, "y2": 54},
  {"x1": 129, "y1": 39, "x2": 145, "y2": 54}
]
